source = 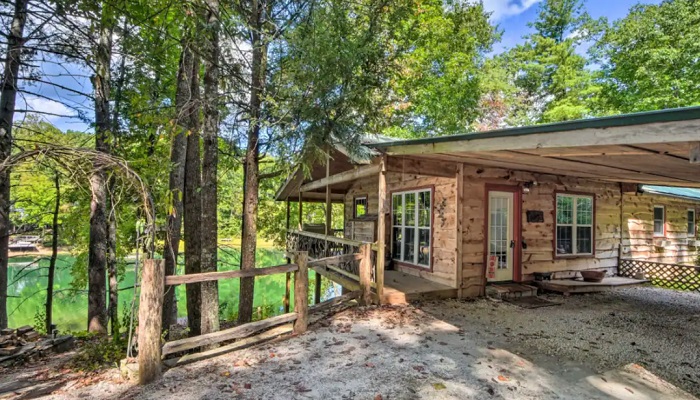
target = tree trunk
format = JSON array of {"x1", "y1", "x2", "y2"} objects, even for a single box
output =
[
  {"x1": 46, "y1": 173, "x2": 59, "y2": 334},
  {"x1": 238, "y1": 0, "x2": 267, "y2": 324},
  {"x1": 0, "y1": 0, "x2": 27, "y2": 330},
  {"x1": 88, "y1": 8, "x2": 113, "y2": 334},
  {"x1": 184, "y1": 50, "x2": 203, "y2": 336},
  {"x1": 200, "y1": 0, "x2": 221, "y2": 335},
  {"x1": 107, "y1": 199, "x2": 118, "y2": 336},
  {"x1": 162, "y1": 36, "x2": 195, "y2": 335}
]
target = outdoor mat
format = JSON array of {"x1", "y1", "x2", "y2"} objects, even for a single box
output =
[{"x1": 503, "y1": 296, "x2": 561, "y2": 309}]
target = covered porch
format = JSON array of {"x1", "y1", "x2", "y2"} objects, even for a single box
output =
[{"x1": 277, "y1": 142, "x2": 461, "y2": 304}]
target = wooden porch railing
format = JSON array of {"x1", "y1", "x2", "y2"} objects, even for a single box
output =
[
  {"x1": 287, "y1": 229, "x2": 377, "y2": 282},
  {"x1": 137, "y1": 253, "x2": 309, "y2": 385},
  {"x1": 618, "y1": 259, "x2": 700, "y2": 292}
]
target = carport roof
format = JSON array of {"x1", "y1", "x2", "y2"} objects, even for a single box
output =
[
  {"x1": 641, "y1": 185, "x2": 700, "y2": 201},
  {"x1": 368, "y1": 106, "x2": 700, "y2": 188}
]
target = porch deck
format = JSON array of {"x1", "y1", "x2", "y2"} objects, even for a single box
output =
[
  {"x1": 382, "y1": 270, "x2": 457, "y2": 304},
  {"x1": 533, "y1": 276, "x2": 649, "y2": 295}
]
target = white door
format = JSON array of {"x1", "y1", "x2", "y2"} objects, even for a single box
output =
[{"x1": 487, "y1": 191, "x2": 514, "y2": 282}]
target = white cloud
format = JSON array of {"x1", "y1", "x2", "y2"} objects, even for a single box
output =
[
  {"x1": 21, "y1": 96, "x2": 76, "y2": 122},
  {"x1": 480, "y1": 0, "x2": 542, "y2": 21}
]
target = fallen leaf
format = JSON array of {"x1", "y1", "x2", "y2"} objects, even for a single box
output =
[
  {"x1": 365, "y1": 362, "x2": 375, "y2": 368},
  {"x1": 374, "y1": 395, "x2": 383, "y2": 400},
  {"x1": 432, "y1": 383, "x2": 447, "y2": 390},
  {"x1": 497, "y1": 375, "x2": 509, "y2": 382},
  {"x1": 244, "y1": 383, "x2": 252, "y2": 389}
]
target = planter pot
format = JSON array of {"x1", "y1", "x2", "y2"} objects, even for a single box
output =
[{"x1": 580, "y1": 270, "x2": 606, "y2": 283}]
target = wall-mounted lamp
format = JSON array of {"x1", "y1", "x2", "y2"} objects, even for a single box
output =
[{"x1": 522, "y1": 181, "x2": 538, "y2": 194}]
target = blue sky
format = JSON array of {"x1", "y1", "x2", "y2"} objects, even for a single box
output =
[
  {"x1": 488, "y1": 0, "x2": 661, "y2": 52},
  {"x1": 21, "y1": 0, "x2": 662, "y2": 133}
]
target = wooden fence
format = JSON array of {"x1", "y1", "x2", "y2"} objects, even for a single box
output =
[
  {"x1": 618, "y1": 259, "x2": 700, "y2": 292},
  {"x1": 137, "y1": 252, "x2": 309, "y2": 385}
]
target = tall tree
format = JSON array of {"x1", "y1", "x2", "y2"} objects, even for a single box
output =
[
  {"x1": 595, "y1": 0, "x2": 700, "y2": 113},
  {"x1": 0, "y1": 0, "x2": 28, "y2": 329},
  {"x1": 87, "y1": 1, "x2": 114, "y2": 333},
  {"x1": 162, "y1": 33, "x2": 195, "y2": 334},
  {"x1": 200, "y1": 0, "x2": 221, "y2": 333},
  {"x1": 238, "y1": 0, "x2": 268, "y2": 324},
  {"x1": 184, "y1": 47, "x2": 203, "y2": 336},
  {"x1": 504, "y1": 0, "x2": 603, "y2": 123}
]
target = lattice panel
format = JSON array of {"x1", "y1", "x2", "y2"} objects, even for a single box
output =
[{"x1": 619, "y1": 259, "x2": 700, "y2": 292}]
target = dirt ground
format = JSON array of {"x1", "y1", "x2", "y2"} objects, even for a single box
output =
[{"x1": 4, "y1": 286, "x2": 700, "y2": 399}]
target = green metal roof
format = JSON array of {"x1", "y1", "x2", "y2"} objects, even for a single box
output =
[
  {"x1": 368, "y1": 105, "x2": 700, "y2": 149},
  {"x1": 640, "y1": 185, "x2": 700, "y2": 201}
]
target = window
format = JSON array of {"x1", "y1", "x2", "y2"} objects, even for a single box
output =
[
  {"x1": 688, "y1": 209, "x2": 696, "y2": 237},
  {"x1": 556, "y1": 193, "x2": 593, "y2": 255},
  {"x1": 653, "y1": 206, "x2": 665, "y2": 237},
  {"x1": 354, "y1": 196, "x2": 367, "y2": 218},
  {"x1": 392, "y1": 189, "x2": 431, "y2": 267}
]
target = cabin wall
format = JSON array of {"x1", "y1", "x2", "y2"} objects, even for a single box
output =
[
  {"x1": 459, "y1": 166, "x2": 623, "y2": 296},
  {"x1": 621, "y1": 192, "x2": 699, "y2": 264},
  {"x1": 344, "y1": 170, "x2": 458, "y2": 288}
]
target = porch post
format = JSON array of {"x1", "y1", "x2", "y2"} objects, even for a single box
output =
[
  {"x1": 455, "y1": 164, "x2": 464, "y2": 298},
  {"x1": 298, "y1": 189, "x2": 303, "y2": 230},
  {"x1": 325, "y1": 152, "x2": 332, "y2": 235},
  {"x1": 376, "y1": 156, "x2": 387, "y2": 304},
  {"x1": 284, "y1": 199, "x2": 291, "y2": 313}
]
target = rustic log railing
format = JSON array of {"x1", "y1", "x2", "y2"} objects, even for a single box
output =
[
  {"x1": 137, "y1": 253, "x2": 309, "y2": 385},
  {"x1": 618, "y1": 259, "x2": 700, "y2": 292},
  {"x1": 287, "y1": 229, "x2": 377, "y2": 282}
]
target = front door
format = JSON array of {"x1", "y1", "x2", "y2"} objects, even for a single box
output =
[{"x1": 487, "y1": 190, "x2": 516, "y2": 282}]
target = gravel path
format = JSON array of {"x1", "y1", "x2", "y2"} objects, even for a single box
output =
[
  {"x1": 40, "y1": 286, "x2": 699, "y2": 399},
  {"x1": 423, "y1": 286, "x2": 700, "y2": 396}
]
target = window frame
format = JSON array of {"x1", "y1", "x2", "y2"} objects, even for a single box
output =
[
  {"x1": 688, "y1": 208, "x2": 696, "y2": 237},
  {"x1": 390, "y1": 186, "x2": 433, "y2": 270},
  {"x1": 653, "y1": 205, "x2": 666, "y2": 237},
  {"x1": 353, "y1": 195, "x2": 368, "y2": 219},
  {"x1": 554, "y1": 192, "x2": 595, "y2": 258}
]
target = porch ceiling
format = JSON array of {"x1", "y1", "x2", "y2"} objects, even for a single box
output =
[
  {"x1": 372, "y1": 108, "x2": 700, "y2": 188},
  {"x1": 275, "y1": 148, "x2": 357, "y2": 202}
]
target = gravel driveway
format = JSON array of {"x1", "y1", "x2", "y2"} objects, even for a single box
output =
[
  {"x1": 422, "y1": 286, "x2": 700, "y2": 397},
  {"x1": 42, "y1": 286, "x2": 699, "y2": 399}
]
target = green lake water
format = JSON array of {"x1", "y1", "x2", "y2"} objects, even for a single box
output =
[{"x1": 7, "y1": 248, "x2": 336, "y2": 332}]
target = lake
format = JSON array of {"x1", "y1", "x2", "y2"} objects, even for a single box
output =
[{"x1": 7, "y1": 248, "x2": 337, "y2": 332}]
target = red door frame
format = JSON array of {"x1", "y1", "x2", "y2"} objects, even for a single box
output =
[{"x1": 483, "y1": 184, "x2": 523, "y2": 282}]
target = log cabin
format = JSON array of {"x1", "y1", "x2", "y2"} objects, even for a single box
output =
[{"x1": 278, "y1": 106, "x2": 700, "y2": 303}]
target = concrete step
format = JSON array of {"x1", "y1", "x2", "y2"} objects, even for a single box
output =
[{"x1": 486, "y1": 283, "x2": 538, "y2": 300}]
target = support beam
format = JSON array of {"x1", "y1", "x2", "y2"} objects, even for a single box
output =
[
  {"x1": 284, "y1": 199, "x2": 291, "y2": 313},
  {"x1": 387, "y1": 156, "x2": 458, "y2": 178},
  {"x1": 455, "y1": 164, "x2": 464, "y2": 298},
  {"x1": 375, "y1": 156, "x2": 387, "y2": 304},
  {"x1": 314, "y1": 271, "x2": 322, "y2": 304},
  {"x1": 297, "y1": 191, "x2": 303, "y2": 230},
  {"x1": 358, "y1": 243, "x2": 372, "y2": 306},
  {"x1": 300, "y1": 164, "x2": 381, "y2": 192},
  {"x1": 325, "y1": 153, "x2": 332, "y2": 235}
]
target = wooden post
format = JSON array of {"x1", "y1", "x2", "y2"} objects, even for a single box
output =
[
  {"x1": 284, "y1": 199, "x2": 291, "y2": 313},
  {"x1": 298, "y1": 193, "x2": 303, "y2": 230},
  {"x1": 314, "y1": 271, "x2": 322, "y2": 304},
  {"x1": 455, "y1": 163, "x2": 464, "y2": 298},
  {"x1": 293, "y1": 252, "x2": 308, "y2": 334},
  {"x1": 691, "y1": 142, "x2": 700, "y2": 164},
  {"x1": 325, "y1": 152, "x2": 332, "y2": 236},
  {"x1": 375, "y1": 156, "x2": 387, "y2": 304},
  {"x1": 358, "y1": 243, "x2": 372, "y2": 305},
  {"x1": 138, "y1": 259, "x2": 165, "y2": 385}
]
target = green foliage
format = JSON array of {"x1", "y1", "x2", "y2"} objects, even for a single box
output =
[
  {"x1": 69, "y1": 335, "x2": 126, "y2": 371},
  {"x1": 594, "y1": 0, "x2": 700, "y2": 113},
  {"x1": 497, "y1": 0, "x2": 605, "y2": 124},
  {"x1": 33, "y1": 308, "x2": 47, "y2": 335}
]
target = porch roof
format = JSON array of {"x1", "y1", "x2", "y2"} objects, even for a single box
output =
[{"x1": 369, "y1": 106, "x2": 700, "y2": 188}]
